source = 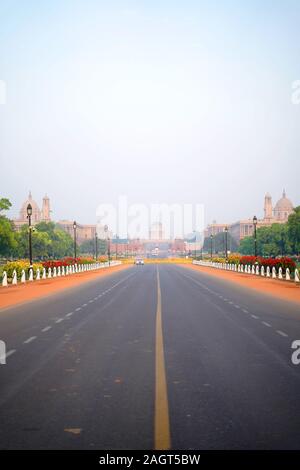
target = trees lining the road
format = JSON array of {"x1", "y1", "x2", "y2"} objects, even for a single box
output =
[
  {"x1": 0, "y1": 198, "x2": 74, "y2": 260},
  {"x1": 239, "y1": 207, "x2": 300, "y2": 256},
  {"x1": 203, "y1": 231, "x2": 239, "y2": 254}
]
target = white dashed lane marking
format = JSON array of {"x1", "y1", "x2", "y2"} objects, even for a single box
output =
[
  {"x1": 6, "y1": 349, "x2": 16, "y2": 358},
  {"x1": 66, "y1": 312, "x2": 73, "y2": 317},
  {"x1": 23, "y1": 336, "x2": 37, "y2": 344},
  {"x1": 277, "y1": 330, "x2": 288, "y2": 337},
  {"x1": 75, "y1": 307, "x2": 81, "y2": 311},
  {"x1": 55, "y1": 318, "x2": 64, "y2": 323},
  {"x1": 41, "y1": 326, "x2": 52, "y2": 332},
  {"x1": 179, "y1": 271, "x2": 293, "y2": 344}
]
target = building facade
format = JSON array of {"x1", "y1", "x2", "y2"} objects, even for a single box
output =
[
  {"x1": 229, "y1": 190, "x2": 294, "y2": 242},
  {"x1": 13, "y1": 192, "x2": 51, "y2": 229}
]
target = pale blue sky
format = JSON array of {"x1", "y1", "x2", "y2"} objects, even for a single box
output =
[{"x1": 0, "y1": 0, "x2": 299, "y2": 226}]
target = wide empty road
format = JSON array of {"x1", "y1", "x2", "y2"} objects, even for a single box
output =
[{"x1": 0, "y1": 264, "x2": 300, "y2": 449}]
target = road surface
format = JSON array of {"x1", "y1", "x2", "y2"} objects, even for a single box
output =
[{"x1": 0, "y1": 264, "x2": 300, "y2": 449}]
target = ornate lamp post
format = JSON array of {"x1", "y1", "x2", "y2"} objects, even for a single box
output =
[
  {"x1": 95, "y1": 232, "x2": 98, "y2": 260},
  {"x1": 224, "y1": 226, "x2": 228, "y2": 261},
  {"x1": 27, "y1": 203, "x2": 33, "y2": 274},
  {"x1": 253, "y1": 215, "x2": 258, "y2": 257},
  {"x1": 73, "y1": 221, "x2": 77, "y2": 259},
  {"x1": 104, "y1": 225, "x2": 110, "y2": 266},
  {"x1": 210, "y1": 234, "x2": 213, "y2": 260},
  {"x1": 115, "y1": 235, "x2": 119, "y2": 260}
]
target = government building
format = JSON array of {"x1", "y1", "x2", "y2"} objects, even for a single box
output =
[
  {"x1": 13, "y1": 192, "x2": 96, "y2": 244},
  {"x1": 205, "y1": 190, "x2": 294, "y2": 243}
]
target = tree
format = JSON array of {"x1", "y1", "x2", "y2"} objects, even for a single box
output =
[
  {"x1": 12, "y1": 222, "x2": 74, "y2": 259},
  {"x1": 35, "y1": 222, "x2": 73, "y2": 258},
  {"x1": 203, "y1": 232, "x2": 239, "y2": 254},
  {"x1": 12, "y1": 225, "x2": 51, "y2": 259},
  {"x1": 79, "y1": 238, "x2": 107, "y2": 256},
  {"x1": 287, "y1": 206, "x2": 300, "y2": 254},
  {"x1": 0, "y1": 198, "x2": 16, "y2": 257},
  {"x1": 239, "y1": 223, "x2": 292, "y2": 256}
]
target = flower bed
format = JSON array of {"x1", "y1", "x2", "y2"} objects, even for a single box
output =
[
  {"x1": 2, "y1": 260, "x2": 44, "y2": 279},
  {"x1": 42, "y1": 257, "x2": 96, "y2": 270},
  {"x1": 239, "y1": 256, "x2": 296, "y2": 272}
]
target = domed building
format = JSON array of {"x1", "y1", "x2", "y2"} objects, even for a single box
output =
[
  {"x1": 13, "y1": 192, "x2": 51, "y2": 229},
  {"x1": 273, "y1": 190, "x2": 294, "y2": 221},
  {"x1": 228, "y1": 190, "x2": 295, "y2": 242}
]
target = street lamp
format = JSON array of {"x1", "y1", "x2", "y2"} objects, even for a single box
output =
[
  {"x1": 104, "y1": 225, "x2": 110, "y2": 266},
  {"x1": 95, "y1": 232, "x2": 98, "y2": 260},
  {"x1": 224, "y1": 226, "x2": 228, "y2": 261},
  {"x1": 27, "y1": 203, "x2": 33, "y2": 274},
  {"x1": 73, "y1": 221, "x2": 77, "y2": 259},
  {"x1": 210, "y1": 234, "x2": 213, "y2": 260},
  {"x1": 253, "y1": 215, "x2": 257, "y2": 257},
  {"x1": 116, "y1": 235, "x2": 119, "y2": 260}
]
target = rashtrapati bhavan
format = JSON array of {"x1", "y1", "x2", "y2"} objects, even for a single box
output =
[
  {"x1": 205, "y1": 190, "x2": 294, "y2": 243},
  {"x1": 13, "y1": 192, "x2": 96, "y2": 244}
]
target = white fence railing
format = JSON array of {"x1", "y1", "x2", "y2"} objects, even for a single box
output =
[
  {"x1": 1, "y1": 260, "x2": 122, "y2": 287},
  {"x1": 192, "y1": 260, "x2": 300, "y2": 284}
]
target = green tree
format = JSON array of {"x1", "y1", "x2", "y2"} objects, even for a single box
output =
[
  {"x1": 203, "y1": 232, "x2": 239, "y2": 254},
  {"x1": 239, "y1": 223, "x2": 292, "y2": 256},
  {"x1": 287, "y1": 206, "x2": 300, "y2": 254},
  {"x1": 0, "y1": 198, "x2": 16, "y2": 257},
  {"x1": 35, "y1": 222, "x2": 73, "y2": 258},
  {"x1": 13, "y1": 226, "x2": 52, "y2": 259}
]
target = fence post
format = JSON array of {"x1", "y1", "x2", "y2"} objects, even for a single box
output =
[
  {"x1": 12, "y1": 270, "x2": 17, "y2": 285},
  {"x1": 2, "y1": 271, "x2": 8, "y2": 287}
]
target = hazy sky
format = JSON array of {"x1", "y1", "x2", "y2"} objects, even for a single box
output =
[{"x1": 1, "y1": 0, "x2": 299, "y2": 228}]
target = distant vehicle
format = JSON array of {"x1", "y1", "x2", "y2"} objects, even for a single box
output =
[{"x1": 135, "y1": 258, "x2": 144, "y2": 265}]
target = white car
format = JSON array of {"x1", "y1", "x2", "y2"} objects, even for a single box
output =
[{"x1": 135, "y1": 258, "x2": 144, "y2": 265}]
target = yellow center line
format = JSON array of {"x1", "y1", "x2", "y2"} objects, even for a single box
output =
[{"x1": 154, "y1": 266, "x2": 171, "y2": 450}]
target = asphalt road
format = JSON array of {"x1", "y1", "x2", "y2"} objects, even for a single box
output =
[{"x1": 0, "y1": 264, "x2": 300, "y2": 450}]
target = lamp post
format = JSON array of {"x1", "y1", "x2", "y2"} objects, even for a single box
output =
[
  {"x1": 73, "y1": 221, "x2": 77, "y2": 259},
  {"x1": 115, "y1": 235, "x2": 119, "y2": 260},
  {"x1": 95, "y1": 232, "x2": 98, "y2": 260},
  {"x1": 210, "y1": 234, "x2": 213, "y2": 260},
  {"x1": 224, "y1": 226, "x2": 228, "y2": 261},
  {"x1": 27, "y1": 203, "x2": 33, "y2": 274},
  {"x1": 253, "y1": 215, "x2": 257, "y2": 257},
  {"x1": 104, "y1": 225, "x2": 110, "y2": 266}
]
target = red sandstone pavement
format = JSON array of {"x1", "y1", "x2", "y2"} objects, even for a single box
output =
[
  {"x1": 0, "y1": 264, "x2": 130, "y2": 310},
  {"x1": 182, "y1": 263, "x2": 300, "y2": 305}
]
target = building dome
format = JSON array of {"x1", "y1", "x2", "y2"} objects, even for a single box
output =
[
  {"x1": 274, "y1": 190, "x2": 293, "y2": 221},
  {"x1": 19, "y1": 191, "x2": 41, "y2": 223}
]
